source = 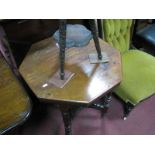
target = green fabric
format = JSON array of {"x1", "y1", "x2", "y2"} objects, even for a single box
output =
[
  {"x1": 103, "y1": 19, "x2": 132, "y2": 54},
  {"x1": 103, "y1": 19, "x2": 155, "y2": 105},
  {"x1": 114, "y1": 50, "x2": 155, "y2": 105}
]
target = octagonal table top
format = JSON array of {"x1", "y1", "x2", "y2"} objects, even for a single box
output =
[{"x1": 19, "y1": 37, "x2": 122, "y2": 105}]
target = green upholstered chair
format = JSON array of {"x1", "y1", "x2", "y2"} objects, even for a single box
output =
[{"x1": 102, "y1": 19, "x2": 155, "y2": 119}]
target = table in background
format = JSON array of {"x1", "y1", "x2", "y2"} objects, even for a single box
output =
[{"x1": 0, "y1": 56, "x2": 31, "y2": 134}]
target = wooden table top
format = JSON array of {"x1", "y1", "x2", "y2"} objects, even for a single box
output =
[
  {"x1": 19, "y1": 37, "x2": 122, "y2": 105},
  {"x1": 0, "y1": 56, "x2": 31, "y2": 134}
]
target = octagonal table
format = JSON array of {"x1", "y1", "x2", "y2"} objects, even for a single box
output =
[{"x1": 19, "y1": 37, "x2": 122, "y2": 134}]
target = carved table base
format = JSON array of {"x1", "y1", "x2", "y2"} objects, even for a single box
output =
[
  {"x1": 61, "y1": 110, "x2": 72, "y2": 135},
  {"x1": 90, "y1": 93, "x2": 111, "y2": 117},
  {"x1": 60, "y1": 93, "x2": 112, "y2": 135}
]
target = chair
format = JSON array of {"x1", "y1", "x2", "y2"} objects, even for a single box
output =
[
  {"x1": 102, "y1": 19, "x2": 155, "y2": 119},
  {"x1": 0, "y1": 26, "x2": 31, "y2": 134}
]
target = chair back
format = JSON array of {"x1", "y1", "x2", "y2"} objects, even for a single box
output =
[{"x1": 103, "y1": 19, "x2": 132, "y2": 54}]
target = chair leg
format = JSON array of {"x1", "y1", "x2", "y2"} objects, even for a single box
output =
[
  {"x1": 123, "y1": 102, "x2": 134, "y2": 120},
  {"x1": 89, "y1": 19, "x2": 102, "y2": 60},
  {"x1": 59, "y1": 19, "x2": 67, "y2": 80}
]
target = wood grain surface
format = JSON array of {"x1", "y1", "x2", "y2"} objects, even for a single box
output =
[
  {"x1": 0, "y1": 56, "x2": 31, "y2": 134},
  {"x1": 19, "y1": 37, "x2": 122, "y2": 105}
]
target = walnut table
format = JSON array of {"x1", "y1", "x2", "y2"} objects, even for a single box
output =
[{"x1": 19, "y1": 37, "x2": 122, "y2": 134}]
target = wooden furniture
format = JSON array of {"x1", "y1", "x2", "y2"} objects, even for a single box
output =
[
  {"x1": 58, "y1": 19, "x2": 103, "y2": 80},
  {"x1": 1, "y1": 19, "x2": 92, "y2": 81},
  {"x1": 0, "y1": 19, "x2": 88, "y2": 67},
  {"x1": 19, "y1": 37, "x2": 122, "y2": 134},
  {"x1": 103, "y1": 19, "x2": 155, "y2": 119},
  {"x1": 0, "y1": 55, "x2": 31, "y2": 134}
]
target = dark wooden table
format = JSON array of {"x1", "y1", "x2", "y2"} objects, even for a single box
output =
[
  {"x1": 19, "y1": 37, "x2": 122, "y2": 134},
  {"x1": 0, "y1": 56, "x2": 31, "y2": 134}
]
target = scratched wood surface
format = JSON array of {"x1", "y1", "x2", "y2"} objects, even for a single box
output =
[
  {"x1": 19, "y1": 37, "x2": 122, "y2": 104},
  {"x1": 0, "y1": 56, "x2": 31, "y2": 134}
]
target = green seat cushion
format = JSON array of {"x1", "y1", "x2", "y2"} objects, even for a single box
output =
[{"x1": 114, "y1": 50, "x2": 155, "y2": 105}]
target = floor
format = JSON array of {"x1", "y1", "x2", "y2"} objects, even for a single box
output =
[{"x1": 9, "y1": 94, "x2": 155, "y2": 135}]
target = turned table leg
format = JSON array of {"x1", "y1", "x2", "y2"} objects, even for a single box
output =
[
  {"x1": 89, "y1": 92, "x2": 112, "y2": 117},
  {"x1": 100, "y1": 93, "x2": 112, "y2": 117},
  {"x1": 61, "y1": 109, "x2": 72, "y2": 135},
  {"x1": 59, "y1": 19, "x2": 67, "y2": 80},
  {"x1": 60, "y1": 105, "x2": 83, "y2": 135},
  {"x1": 89, "y1": 19, "x2": 102, "y2": 60},
  {"x1": 59, "y1": 19, "x2": 102, "y2": 80}
]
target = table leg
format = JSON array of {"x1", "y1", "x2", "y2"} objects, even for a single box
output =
[
  {"x1": 90, "y1": 93, "x2": 112, "y2": 117},
  {"x1": 89, "y1": 19, "x2": 102, "y2": 60},
  {"x1": 60, "y1": 105, "x2": 83, "y2": 135},
  {"x1": 101, "y1": 93, "x2": 111, "y2": 117},
  {"x1": 61, "y1": 110, "x2": 72, "y2": 135},
  {"x1": 59, "y1": 19, "x2": 67, "y2": 80}
]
